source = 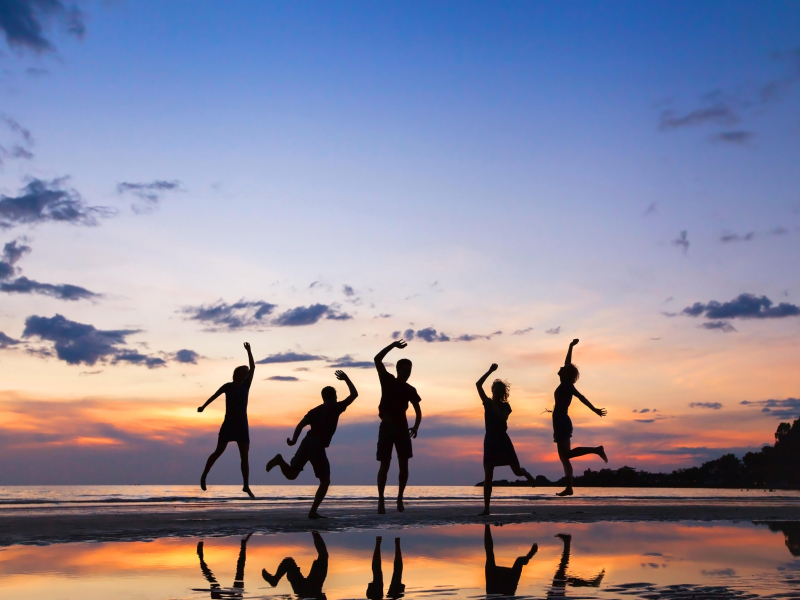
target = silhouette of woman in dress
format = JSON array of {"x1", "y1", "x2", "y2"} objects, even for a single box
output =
[
  {"x1": 552, "y1": 339, "x2": 608, "y2": 497},
  {"x1": 477, "y1": 364, "x2": 535, "y2": 515},
  {"x1": 484, "y1": 524, "x2": 538, "y2": 596}
]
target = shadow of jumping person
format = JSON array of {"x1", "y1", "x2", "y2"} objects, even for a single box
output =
[
  {"x1": 195, "y1": 533, "x2": 253, "y2": 599},
  {"x1": 484, "y1": 524, "x2": 538, "y2": 596},
  {"x1": 367, "y1": 536, "x2": 405, "y2": 600},
  {"x1": 262, "y1": 531, "x2": 329, "y2": 600},
  {"x1": 547, "y1": 534, "x2": 605, "y2": 599}
]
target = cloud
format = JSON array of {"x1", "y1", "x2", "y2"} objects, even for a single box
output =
[
  {"x1": 659, "y1": 104, "x2": 739, "y2": 130},
  {"x1": 376, "y1": 313, "x2": 392, "y2": 318},
  {"x1": 0, "y1": 178, "x2": 114, "y2": 229},
  {"x1": 393, "y1": 326, "x2": 501, "y2": 343},
  {"x1": 0, "y1": 276, "x2": 99, "y2": 301},
  {"x1": 272, "y1": 303, "x2": 351, "y2": 326},
  {"x1": 720, "y1": 231, "x2": 755, "y2": 243},
  {"x1": 0, "y1": 239, "x2": 30, "y2": 279},
  {"x1": 0, "y1": 331, "x2": 20, "y2": 348},
  {"x1": 712, "y1": 131, "x2": 755, "y2": 145},
  {"x1": 672, "y1": 230, "x2": 689, "y2": 253},
  {"x1": 266, "y1": 375, "x2": 299, "y2": 382},
  {"x1": 690, "y1": 402, "x2": 723, "y2": 410},
  {"x1": 741, "y1": 398, "x2": 800, "y2": 420},
  {"x1": 0, "y1": 0, "x2": 85, "y2": 54},
  {"x1": 454, "y1": 330, "x2": 502, "y2": 342},
  {"x1": 644, "y1": 202, "x2": 657, "y2": 216},
  {"x1": 256, "y1": 351, "x2": 325, "y2": 365},
  {"x1": 512, "y1": 327, "x2": 534, "y2": 336},
  {"x1": 171, "y1": 349, "x2": 200, "y2": 364},
  {"x1": 700, "y1": 321, "x2": 737, "y2": 332},
  {"x1": 112, "y1": 352, "x2": 166, "y2": 369},
  {"x1": 545, "y1": 326, "x2": 561, "y2": 335},
  {"x1": 327, "y1": 355, "x2": 374, "y2": 369},
  {"x1": 181, "y1": 299, "x2": 277, "y2": 330},
  {"x1": 682, "y1": 294, "x2": 800, "y2": 319},
  {"x1": 117, "y1": 180, "x2": 182, "y2": 213},
  {"x1": 342, "y1": 285, "x2": 355, "y2": 296},
  {"x1": 0, "y1": 115, "x2": 34, "y2": 164}
]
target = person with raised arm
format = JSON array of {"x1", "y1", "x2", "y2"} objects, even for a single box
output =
[
  {"x1": 552, "y1": 339, "x2": 608, "y2": 497},
  {"x1": 198, "y1": 342, "x2": 256, "y2": 499},
  {"x1": 266, "y1": 370, "x2": 358, "y2": 519},
  {"x1": 374, "y1": 339, "x2": 422, "y2": 514},
  {"x1": 477, "y1": 363, "x2": 536, "y2": 515}
]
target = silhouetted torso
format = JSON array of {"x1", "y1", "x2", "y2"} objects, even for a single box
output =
[
  {"x1": 222, "y1": 377, "x2": 253, "y2": 424},
  {"x1": 378, "y1": 371, "x2": 420, "y2": 426},
  {"x1": 306, "y1": 401, "x2": 349, "y2": 447},
  {"x1": 484, "y1": 400, "x2": 511, "y2": 435},
  {"x1": 553, "y1": 383, "x2": 575, "y2": 416}
]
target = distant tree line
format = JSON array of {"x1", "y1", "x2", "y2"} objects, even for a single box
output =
[{"x1": 479, "y1": 414, "x2": 800, "y2": 489}]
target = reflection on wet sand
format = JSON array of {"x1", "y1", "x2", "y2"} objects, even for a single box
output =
[
  {"x1": 548, "y1": 533, "x2": 605, "y2": 598},
  {"x1": 367, "y1": 536, "x2": 406, "y2": 600},
  {"x1": 194, "y1": 532, "x2": 252, "y2": 598},
  {"x1": 762, "y1": 521, "x2": 800, "y2": 557},
  {"x1": 262, "y1": 530, "x2": 329, "y2": 600},
  {"x1": 484, "y1": 524, "x2": 538, "y2": 596}
]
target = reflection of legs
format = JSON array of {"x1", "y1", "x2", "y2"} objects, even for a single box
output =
[
  {"x1": 367, "y1": 536, "x2": 384, "y2": 600},
  {"x1": 397, "y1": 457, "x2": 408, "y2": 512},
  {"x1": 236, "y1": 441, "x2": 255, "y2": 499},
  {"x1": 511, "y1": 542, "x2": 539, "y2": 579},
  {"x1": 481, "y1": 466, "x2": 494, "y2": 515},
  {"x1": 201, "y1": 439, "x2": 229, "y2": 490},
  {"x1": 262, "y1": 557, "x2": 297, "y2": 586},
  {"x1": 197, "y1": 541, "x2": 220, "y2": 589},
  {"x1": 377, "y1": 458, "x2": 391, "y2": 514},
  {"x1": 387, "y1": 538, "x2": 404, "y2": 599},
  {"x1": 266, "y1": 454, "x2": 301, "y2": 480},
  {"x1": 309, "y1": 477, "x2": 330, "y2": 519},
  {"x1": 484, "y1": 524, "x2": 496, "y2": 568},
  {"x1": 233, "y1": 533, "x2": 253, "y2": 589}
]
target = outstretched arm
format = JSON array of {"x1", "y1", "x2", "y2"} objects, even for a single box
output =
[
  {"x1": 287, "y1": 415, "x2": 310, "y2": 446},
  {"x1": 476, "y1": 364, "x2": 498, "y2": 404},
  {"x1": 244, "y1": 342, "x2": 255, "y2": 380},
  {"x1": 409, "y1": 398, "x2": 422, "y2": 439},
  {"x1": 335, "y1": 370, "x2": 358, "y2": 407},
  {"x1": 565, "y1": 339, "x2": 579, "y2": 366},
  {"x1": 375, "y1": 339, "x2": 407, "y2": 375},
  {"x1": 198, "y1": 385, "x2": 226, "y2": 412},
  {"x1": 574, "y1": 388, "x2": 607, "y2": 417}
]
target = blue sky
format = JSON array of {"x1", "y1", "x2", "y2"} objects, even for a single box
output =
[{"x1": 0, "y1": 1, "x2": 798, "y2": 484}]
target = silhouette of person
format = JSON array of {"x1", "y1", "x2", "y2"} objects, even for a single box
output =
[
  {"x1": 484, "y1": 524, "x2": 538, "y2": 596},
  {"x1": 374, "y1": 339, "x2": 422, "y2": 514},
  {"x1": 552, "y1": 339, "x2": 608, "y2": 497},
  {"x1": 262, "y1": 531, "x2": 329, "y2": 600},
  {"x1": 477, "y1": 364, "x2": 536, "y2": 516},
  {"x1": 367, "y1": 536, "x2": 405, "y2": 600},
  {"x1": 199, "y1": 342, "x2": 256, "y2": 499},
  {"x1": 266, "y1": 370, "x2": 358, "y2": 518},
  {"x1": 547, "y1": 533, "x2": 605, "y2": 599},
  {"x1": 195, "y1": 533, "x2": 253, "y2": 599}
]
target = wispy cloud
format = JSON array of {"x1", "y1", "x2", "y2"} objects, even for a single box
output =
[
  {"x1": 0, "y1": 331, "x2": 20, "y2": 348},
  {"x1": 327, "y1": 355, "x2": 374, "y2": 369},
  {"x1": 700, "y1": 321, "x2": 736, "y2": 332},
  {"x1": 393, "y1": 327, "x2": 501, "y2": 343},
  {"x1": 181, "y1": 300, "x2": 277, "y2": 330},
  {"x1": 741, "y1": 398, "x2": 800, "y2": 420},
  {"x1": 512, "y1": 327, "x2": 534, "y2": 336},
  {"x1": 117, "y1": 180, "x2": 182, "y2": 214},
  {"x1": 712, "y1": 131, "x2": 755, "y2": 145},
  {"x1": 682, "y1": 294, "x2": 800, "y2": 319},
  {"x1": 0, "y1": 178, "x2": 115, "y2": 229},
  {"x1": 690, "y1": 402, "x2": 723, "y2": 410},
  {"x1": 545, "y1": 326, "x2": 561, "y2": 335},
  {"x1": 267, "y1": 375, "x2": 299, "y2": 382},
  {"x1": 273, "y1": 303, "x2": 351, "y2": 326},
  {"x1": 257, "y1": 351, "x2": 325, "y2": 365},
  {"x1": 672, "y1": 230, "x2": 689, "y2": 253},
  {"x1": 0, "y1": 115, "x2": 34, "y2": 164}
]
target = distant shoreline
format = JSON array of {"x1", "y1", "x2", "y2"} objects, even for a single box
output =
[{"x1": 477, "y1": 479, "x2": 800, "y2": 490}]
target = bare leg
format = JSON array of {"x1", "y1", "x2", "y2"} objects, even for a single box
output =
[
  {"x1": 201, "y1": 439, "x2": 228, "y2": 490},
  {"x1": 233, "y1": 532, "x2": 252, "y2": 589},
  {"x1": 377, "y1": 458, "x2": 391, "y2": 514},
  {"x1": 397, "y1": 457, "x2": 409, "y2": 512},
  {"x1": 236, "y1": 441, "x2": 254, "y2": 498},
  {"x1": 266, "y1": 454, "x2": 301, "y2": 480},
  {"x1": 510, "y1": 463, "x2": 537, "y2": 486},
  {"x1": 480, "y1": 465, "x2": 494, "y2": 515},
  {"x1": 556, "y1": 439, "x2": 574, "y2": 496},
  {"x1": 309, "y1": 477, "x2": 330, "y2": 519},
  {"x1": 388, "y1": 538, "x2": 404, "y2": 598},
  {"x1": 367, "y1": 536, "x2": 384, "y2": 600},
  {"x1": 568, "y1": 446, "x2": 605, "y2": 460}
]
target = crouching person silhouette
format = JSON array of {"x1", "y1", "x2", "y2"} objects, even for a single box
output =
[
  {"x1": 266, "y1": 370, "x2": 358, "y2": 518},
  {"x1": 198, "y1": 342, "x2": 256, "y2": 499}
]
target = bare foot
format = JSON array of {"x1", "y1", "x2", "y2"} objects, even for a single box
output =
[
  {"x1": 397, "y1": 498, "x2": 405, "y2": 513},
  {"x1": 598, "y1": 446, "x2": 608, "y2": 463},
  {"x1": 378, "y1": 499, "x2": 386, "y2": 514},
  {"x1": 243, "y1": 486, "x2": 255, "y2": 499},
  {"x1": 478, "y1": 508, "x2": 490, "y2": 516},
  {"x1": 266, "y1": 456, "x2": 279, "y2": 472},
  {"x1": 556, "y1": 488, "x2": 574, "y2": 497},
  {"x1": 200, "y1": 475, "x2": 207, "y2": 491},
  {"x1": 308, "y1": 512, "x2": 327, "y2": 519}
]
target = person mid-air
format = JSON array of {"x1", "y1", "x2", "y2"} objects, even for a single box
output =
[
  {"x1": 374, "y1": 339, "x2": 422, "y2": 514},
  {"x1": 266, "y1": 370, "x2": 358, "y2": 519},
  {"x1": 476, "y1": 363, "x2": 536, "y2": 515},
  {"x1": 198, "y1": 342, "x2": 256, "y2": 499},
  {"x1": 552, "y1": 339, "x2": 608, "y2": 497}
]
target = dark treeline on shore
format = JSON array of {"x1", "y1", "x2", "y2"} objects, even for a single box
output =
[{"x1": 478, "y1": 415, "x2": 800, "y2": 490}]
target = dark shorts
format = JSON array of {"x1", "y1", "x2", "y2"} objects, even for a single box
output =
[
  {"x1": 290, "y1": 434, "x2": 330, "y2": 480},
  {"x1": 552, "y1": 412, "x2": 573, "y2": 443},
  {"x1": 376, "y1": 421, "x2": 413, "y2": 461},
  {"x1": 218, "y1": 418, "x2": 249, "y2": 444},
  {"x1": 484, "y1": 432, "x2": 520, "y2": 468}
]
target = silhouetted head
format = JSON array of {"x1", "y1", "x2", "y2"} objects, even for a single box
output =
[
  {"x1": 321, "y1": 386, "x2": 337, "y2": 404},
  {"x1": 396, "y1": 358, "x2": 412, "y2": 382},
  {"x1": 232, "y1": 365, "x2": 249, "y2": 385},
  {"x1": 491, "y1": 379, "x2": 510, "y2": 403},
  {"x1": 558, "y1": 363, "x2": 580, "y2": 384}
]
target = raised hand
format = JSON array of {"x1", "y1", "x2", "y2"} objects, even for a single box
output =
[
  {"x1": 570, "y1": 339, "x2": 579, "y2": 346},
  {"x1": 197, "y1": 406, "x2": 204, "y2": 413},
  {"x1": 244, "y1": 342, "x2": 251, "y2": 350},
  {"x1": 489, "y1": 363, "x2": 498, "y2": 372},
  {"x1": 334, "y1": 369, "x2": 348, "y2": 381},
  {"x1": 393, "y1": 339, "x2": 408, "y2": 349},
  {"x1": 595, "y1": 407, "x2": 607, "y2": 417}
]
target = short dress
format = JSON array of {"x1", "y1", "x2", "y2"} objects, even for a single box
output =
[
  {"x1": 218, "y1": 376, "x2": 252, "y2": 444},
  {"x1": 483, "y1": 399, "x2": 520, "y2": 468},
  {"x1": 552, "y1": 383, "x2": 575, "y2": 443}
]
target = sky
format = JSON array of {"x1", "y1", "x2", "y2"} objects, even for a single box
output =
[{"x1": 0, "y1": 0, "x2": 799, "y2": 485}]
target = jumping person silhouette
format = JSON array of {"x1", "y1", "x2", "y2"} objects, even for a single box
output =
[
  {"x1": 266, "y1": 370, "x2": 358, "y2": 518},
  {"x1": 552, "y1": 339, "x2": 608, "y2": 497},
  {"x1": 262, "y1": 531, "x2": 329, "y2": 600},
  {"x1": 198, "y1": 342, "x2": 256, "y2": 499},
  {"x1": 374, "y1": 339, "x2": 422, "y2": 514},
  {"x1": 366, "y1": 536, "x2": 405, "y2": 600},
  {"x1": 484, "y1": 524, "x2": 538, "y2": 596},
  {"x1": 477, "y1": 364, "x2": 536, "y2": 516}
]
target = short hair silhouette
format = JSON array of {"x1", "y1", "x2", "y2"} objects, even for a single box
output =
[
  {"x1": 233, "y1": 365, "x2": 249, "y2": 382},
  {"x1": 321, "y1": 386, "x2": 337, "y2": 403},
  {"x1": 491, "y1": 379, "x2": 510, "y2": 403},
  {"x1": 560, "y1": 363, "x2": 580, "y2": 383},
  {"x1": 396, "y1": 358, "x2": 412, "y2": 375}
]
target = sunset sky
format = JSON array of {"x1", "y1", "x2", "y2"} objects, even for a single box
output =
[{"x1": 1, "y1": 1, "x2": 799, "y2": 485}]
